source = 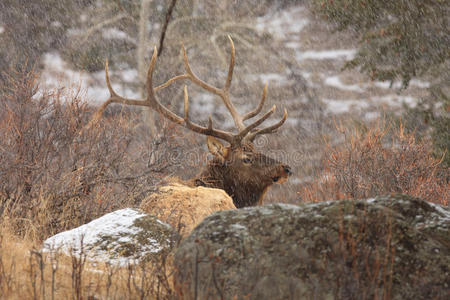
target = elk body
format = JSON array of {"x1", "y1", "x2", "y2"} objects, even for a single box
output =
[{"x1": 94, "y1": 36, "x2": 291, "y2": 208}]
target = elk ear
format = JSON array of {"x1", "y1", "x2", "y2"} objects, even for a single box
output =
[{"x1": 207, "y1": 136, "x2": 227, "y2": 162}]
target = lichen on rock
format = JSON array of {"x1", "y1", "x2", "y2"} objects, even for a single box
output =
[{"x1": 174, "y1": 195, "x2": 449, "y2": 299}]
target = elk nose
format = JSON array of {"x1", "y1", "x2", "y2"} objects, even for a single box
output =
[{"x1": 283, "y1": 165, "x2": 292, "y2": 175}]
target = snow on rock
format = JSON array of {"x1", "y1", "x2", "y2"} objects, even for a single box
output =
[{"x1": 43, "y1": 208, "x2": 176, "y2": 265}]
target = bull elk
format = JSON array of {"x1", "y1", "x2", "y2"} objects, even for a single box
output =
[{"x1": 93, "y1": 36, "x2": 291, "y2": 208}]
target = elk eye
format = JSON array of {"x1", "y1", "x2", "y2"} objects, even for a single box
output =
[{"x1": 242, "y1": 157, "x2": 252, "y2": 164}]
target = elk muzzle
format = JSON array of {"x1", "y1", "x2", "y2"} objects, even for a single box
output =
[{"x1": 271, "y1": 165, "x2": 292, "y2": 184}]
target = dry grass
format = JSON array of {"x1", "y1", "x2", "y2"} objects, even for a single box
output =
[
  {"x1": 0, "y1": 226, "x2": 177, "y2": 300},
  {"x1": 299, "y1": 119, "x2": 448, "y2": 205}
]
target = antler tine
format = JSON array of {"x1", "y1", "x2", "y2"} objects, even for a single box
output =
[
  {"x1": 94, "y1": 47, "x2": 234, "y2": 143},
  {"x1": 245, "y1": 108, "x2": 288, "y2": 142},
  {"x1": 145, "y1": 48, "x2": 234, "y2": 142},
  {"x1": 182, "y1": 85, "x2": 234, "y2": 142},
  {"x1": 105, "y1": 59, "x2": 148, "y2": 107},
  {"x1": 144, "y1": 47, "x2": 184, "y2": 125},
  {"x1": 179, "y1": 38, "x2": 286, "y2": 146},
  {"x1": 105, "y1": 59, "x2": 117, "y2": 97},
  {"x1": 94, "y1": 37, "x2": 287, "y2": 147},
  {"x1": 233, "y1": 105, "x2": 276, "y2": 144},
  {"x1": 182, "y1": 40, "x2": 245, "y2": 131},
  {"x1": 85, "y1": 60, "x2": 148, "y2": 131},
  {"x1": 224, "y1": 35, "x2": 235, "y2": 91},
  {"x1": 243, "y1": 82, "x2": 267, "y2": 121},
  {"x1": 181, "y1": 44, "x2": 222, "y2": 95}
]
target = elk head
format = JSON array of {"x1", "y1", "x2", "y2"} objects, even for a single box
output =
[
  {"x1": 195, "y1": 136, "x2": 291, "y2": 208},
  {"x1": 93, "y1": 36, "x2": 291, "y2": 208}
]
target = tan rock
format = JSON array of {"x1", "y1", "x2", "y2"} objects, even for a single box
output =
[{"x1": 140, "y1": 183, "x2": 236, "y2": 236}]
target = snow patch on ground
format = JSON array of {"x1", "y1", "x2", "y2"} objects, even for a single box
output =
[
  {"x1": 409, "y1": 79, "x2": 431, "y2": 89},
  {"x1": 120, "y1": 68, "x2": 138, "y2": 82},
  {"x1": 248, "y1": 73, "x2": 290, "y2": 85},
  {"x1": 323, "y1": 98, "x2": 369, "y2": 114},
  {"x1": 40, "y1": 52, "x2": 139, "y2": 103},
  {"x1": 285, "y1": 41, "x2": 301, "y2": 49},
  {"x1": 191, "y1": 93, "x2": 217, "y2": 115},
  {"x1": 324, "y1": 75, "x2": 364, "y2": 93},
  {"x1": 296, "y1": 49, "x2": 356, "y2": 61},
  {"x1": 300, "y1": 71, "x2": 312, "y2": 80},
  {"x1": 102, "y1": 28, "x2": 129, "y2": 40},
  {"x1": 285, "y1": 117, "x2": 299, "y2": 126},
  {"x1": 255, "y1": 7, "x2": 308, "y2": 38},
  {"x1": 370, "y1": 79, "x2": 430, "y2": 90},
  {"x1": 321, "y1": 94, "x2": 418, "y2": 115},
  {"x1": 102, "y1": 27, "x2": 136, "y2": 44},
  {"x1": 372, "y1": 95, "x2": 418, "y2": 108},
  {"x1": 364, "y1": 111, "x2": 380, "y2": 120},
  {"x1": 0, "y1": 26, "x2": 4, "y2": 34},
  {"x1": 43, "y1": 208, "x2": 163, "y2": 265}
]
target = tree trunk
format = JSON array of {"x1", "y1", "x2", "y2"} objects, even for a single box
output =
[{"x1": 137, "y1": 0, "x2": 157, "y2": 135}]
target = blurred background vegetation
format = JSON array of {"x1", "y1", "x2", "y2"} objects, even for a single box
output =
[{"x1": 311, "y1": 0, "x2": 449, "y2": 168}]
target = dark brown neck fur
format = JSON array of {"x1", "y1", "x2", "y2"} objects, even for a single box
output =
[{"x1": 190, "y1": 160, "x2": 266, "y2": 208}]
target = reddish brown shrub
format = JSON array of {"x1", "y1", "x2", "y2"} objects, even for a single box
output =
[
  {"x1": 300, "y1": 120, "x2": 448, "y2": 205},
  {"x1": 0, "y1": 68, "x2": 180, "y2": 240}
]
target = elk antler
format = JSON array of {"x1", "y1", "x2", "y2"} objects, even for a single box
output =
[{"x1": 93, "y1": 36, "x2": 287, "y2": 147}]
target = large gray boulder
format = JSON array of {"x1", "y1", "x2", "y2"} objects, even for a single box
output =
[{"x1": 174, "y1": 195, "x2": 449, "y2": 299}]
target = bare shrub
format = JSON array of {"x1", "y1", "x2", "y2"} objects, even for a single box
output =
[
  {"x1": 0, "y1": 68, "x2": 180, "y2": 240},
  {"x1": 300, "y1": 119, "x2": 448, "y2": 205}
]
